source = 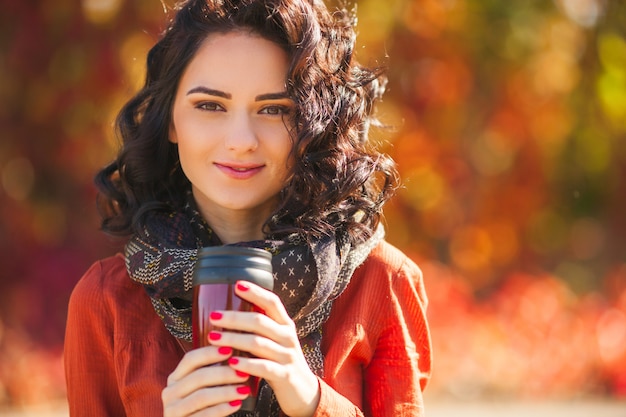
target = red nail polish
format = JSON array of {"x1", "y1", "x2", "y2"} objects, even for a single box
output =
[
  {"x1": 236, "y1": 281, "x2": 250, "y2": 291},
  {"x1": 210, "y1": 311, "x2": 223, "y2": 320},
  {"x1": 235, "y1": 370, "x2": 249, "y2": 378},
  {"x1": 229, "y1": 399, "x2": 242, "y2": 407},
  {"x1": 228, "y1": 357, "x2": 239, "y2": 365},
  {"x1": 208, "y1": 331, "x2": 221, "y2": 341},
  {"x1": 218, "y1": 346, "x2": 232, "y2": 355},
  {"x1": 236, "y1": 385, "x2": 251, "y2": 395}
]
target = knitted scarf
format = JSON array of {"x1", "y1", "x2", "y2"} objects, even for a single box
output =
[{"x1": 125, "y1": 197, "x2": 383, "y2": 416}]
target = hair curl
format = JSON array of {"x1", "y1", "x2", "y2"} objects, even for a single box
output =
[{"x1": 96, "y1": 0, "x2": 399, "y2": 244}]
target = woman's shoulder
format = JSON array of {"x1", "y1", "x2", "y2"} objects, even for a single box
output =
[
  {"x1": 359, "y1": 239, "x2": 423, "y2": 281},
  {"x1": 348, "y1": 239, "x2": 428, "y2": 309},
  {"x1": 336, "y1": 239, "x2": 424, "y2": 306},
  {"x1": 72, "y1": 253, "x2": 131, "y2": 293},
  {"x1": 68, "y1": 253, "x2": 146, "y2": 313}
]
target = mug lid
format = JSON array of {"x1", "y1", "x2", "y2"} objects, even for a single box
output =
[{"x1": 196, "y1": 246, "x2": 272, "y2": 272}]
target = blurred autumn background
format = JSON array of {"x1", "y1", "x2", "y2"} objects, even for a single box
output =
[{"x1": 1, "y1": 0, "x2": 626, "y2": 412}]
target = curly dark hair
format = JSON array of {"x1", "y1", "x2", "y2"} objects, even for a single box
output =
[{"x1": 96, "y1": 0, "x2": 399, "y2": 244}]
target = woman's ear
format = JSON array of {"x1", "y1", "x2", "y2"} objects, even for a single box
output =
[{"x1": 168, "y1": 124, "x2": 178, "y2": 143}]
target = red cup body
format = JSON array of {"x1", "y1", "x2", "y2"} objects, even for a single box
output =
[{"x1": 191, "y1": 246, "x2": 273, "y2": 412}]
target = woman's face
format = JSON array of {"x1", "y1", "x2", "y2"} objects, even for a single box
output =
[{"x1": 170, "y1": 31, "x2": 294, "y2": 222}]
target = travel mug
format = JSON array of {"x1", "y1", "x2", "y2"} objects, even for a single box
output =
[{"x1": 192, "y1": 246, "x2": 274, "y2": 412}]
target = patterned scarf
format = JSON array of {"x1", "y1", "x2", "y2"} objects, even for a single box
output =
[{"x1": 125, "y1": 196, "x2": 384, "y2": 416}]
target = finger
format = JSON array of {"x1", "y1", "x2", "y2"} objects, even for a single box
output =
[
  {"x1": 227, "y1": 355, "x2": 287, "y2": 379},
  {"x1": 209, "y1": 310, "x2": 294, "y2": 347},
  {"x1": 166, "y1": 346, "x2": 231, "y2": 385},
  {"x1": 163, "y1": 384, "x2": 249, "y2": 417},
  {"x1": 207, "y1": 330, "x2": 292, "y2": 364},
  {"x1": 163, "y1": 363, "x2": 248, "y2": 403},
  {"x1": 234, "y1": 281, "x2": 293, "y2": 326}
]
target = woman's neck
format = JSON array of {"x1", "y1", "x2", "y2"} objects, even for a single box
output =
[
  {"x1": 190, "y1": 189, "x2": 279, "y2": 244},
  {"x1": 211, "y1": 215, "x2": 266, "y2": 244},
  {"x1": 197, "y1": 205, "x2": 268, "y2": 244}
]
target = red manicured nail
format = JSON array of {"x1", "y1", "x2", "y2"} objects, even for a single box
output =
[
  {"x1": 235, "y1": 370, "x2": 249, "y2": 378},
  {"x1": 229, "y1": 399, "x2": 242, "y2": 407},
  {"x1": 236, "y1": 281, "x2": 250, "y2": 291},
  {"x1": 210, "y1": 311, "x2": 223, "y2": 320},
  {"x1": 218, "y1": 346, "x2": 232, "y2": 355},
  {"x1": 236, "y1": 386, "x2": 251, "y2": 395},
  {"x1": 208, "y1": 331, "x2": 221, "y2": 341},
  {"x1": 228, "y1": 357, "x2": 239, "y2": 365}
]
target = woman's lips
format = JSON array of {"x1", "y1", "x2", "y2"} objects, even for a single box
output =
[{"x1": 214, "y1": 163, "x2": 264, "y2": 180}]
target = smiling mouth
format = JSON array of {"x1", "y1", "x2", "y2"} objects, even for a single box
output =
[
  {"x1": 215, "y1": 163, "x2": 264, "y2": 179},
  {"x1": 216, "y1": 163, "x2": 263, "y2": 170}
]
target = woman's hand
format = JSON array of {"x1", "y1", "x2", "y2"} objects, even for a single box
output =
[
  {"x1": 208, "y1": 280, "x2": 321, "y2": 417},
  {"x1": 162, "y1": 345, "x2": 252, "y2": 416}
]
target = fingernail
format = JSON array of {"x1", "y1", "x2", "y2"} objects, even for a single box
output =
[
  {"x1": 235, "y1": 370, "x2": 249, "y2": 378},
  {"x1": 229, "y1": 399, "x2": 242, "y2": 407},
  {"x1": 210, "y1": 311, "x2": 223, "y2": 320},
  {"x1": 208, "y1": 331, "x2": 221, "y2": 341},
  {"x1": 236, "y1": 281, "x2": 250, "y2": 291},
  {"x1": 218, "y1": 346, "x2": 232, "y2": 355},
  {"x1": 228, "y1": 357, "x2": 239, "y2": 365},
  {"x1": 236, "y1": 385, "x2": 251, "y2": 395}
]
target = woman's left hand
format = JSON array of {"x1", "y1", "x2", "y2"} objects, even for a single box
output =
[{"x1": 207, "y1": 280, "x2": 320, "y2": 417}]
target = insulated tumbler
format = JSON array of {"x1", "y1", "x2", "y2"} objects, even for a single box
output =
[{"x1": 192, "y1": 246, "x2": 274, "y2": 412}]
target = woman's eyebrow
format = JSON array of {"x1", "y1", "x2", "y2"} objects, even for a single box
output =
[
  {"x1": 255, "y1": 92, "x2": 290, "y2": 101},
  {"x1": 186, "y1": 86, "x2": 231, "y2": 99},
  {"x1": 186, "y1": 87, "x2": 289, "y2": 101}
]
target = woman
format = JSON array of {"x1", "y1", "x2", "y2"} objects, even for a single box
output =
[{"x1": 64, "y1": 0, "x2": 432, "y2": 416}]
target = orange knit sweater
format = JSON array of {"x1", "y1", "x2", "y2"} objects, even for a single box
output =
[{"x1": 64, "y1": 240, "x2": 431, "y2": 416}]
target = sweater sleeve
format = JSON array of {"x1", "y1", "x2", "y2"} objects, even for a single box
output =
[
  {"x1": 314, "y1": 243, "x2": 432, "y2": 417},
  {"x1": 363, "y1": 256, "x2": 431, "y2": 416},
  {"x1": 65, "y1": 256, "x2": 183, "y2": 417},
  {"x1": 64, "y1": 261, "x2": 127, "y2": 417}
]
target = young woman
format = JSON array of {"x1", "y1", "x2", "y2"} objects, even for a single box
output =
[{"x1": 64, "y1": 0, "x2": 432, "y2": 416}]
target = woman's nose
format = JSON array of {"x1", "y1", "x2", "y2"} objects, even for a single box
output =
[{"x1": 223, "y1": 113, "x2": 258, "y2": 152}]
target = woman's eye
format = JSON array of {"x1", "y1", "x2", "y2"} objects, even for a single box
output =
[
  {"x1": 260, "y1": 105, "x2": 290, "y2": 115},
  {"x1": 196, "y1": 102, "x2": 224, "y2": 112}
]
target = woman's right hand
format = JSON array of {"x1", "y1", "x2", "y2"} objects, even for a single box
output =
[{"x1": 162, "y1": 345, "x2": 251, "y2": 416}]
